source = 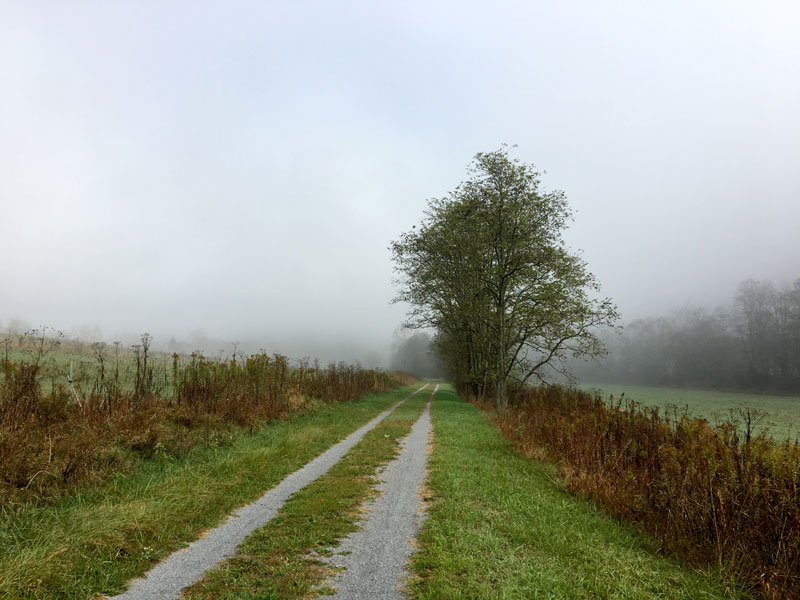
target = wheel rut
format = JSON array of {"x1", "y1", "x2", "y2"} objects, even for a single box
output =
[{"x1": 322, "y1": 383, "x2": 439, "y2": 599}]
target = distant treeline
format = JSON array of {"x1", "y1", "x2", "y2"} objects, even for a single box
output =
[
  {"x1": 574, "y1": 278, "x2": 800, "y2": 393},
  {"x1": 390, "y1": 332, "x2": 446, "y2": 379}
]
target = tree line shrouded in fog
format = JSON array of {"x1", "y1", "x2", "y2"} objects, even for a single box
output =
[
  {"x1": 391, "y1": 148, "x2": 618, "y2": 408},
  {"x1": 574, "y1": 278, "x2": 800, "y2": 393},
  {"x1": 389, "y1": 332, "x2": 446, "y2": 379}
]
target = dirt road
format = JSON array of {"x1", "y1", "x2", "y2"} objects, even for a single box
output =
[
  {"x1": 110, "y1": 383, "x2": 429, "y2": 600},
  {"x1": 323, "y1": 383, "x2": 438, "y2": 599}
]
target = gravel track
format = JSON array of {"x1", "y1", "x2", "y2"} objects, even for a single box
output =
[
  {"x1": 323, "y1": 383, "x2": 439, "y2": 599},
  {"x1": 109, "y1": 383, "x2": 429, "y2": 600}
]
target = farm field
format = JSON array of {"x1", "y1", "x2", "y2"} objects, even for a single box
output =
[
  {"x1": 3, "y1": 331, "x2": 190, "y2": 399},
  {"x1": 579, "y1": 382, "x2": 800, "y2": 441}
]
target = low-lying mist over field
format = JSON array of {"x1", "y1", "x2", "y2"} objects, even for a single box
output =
[{"x1": 2, "y1": 1, "x2": 799, "y2": 369}]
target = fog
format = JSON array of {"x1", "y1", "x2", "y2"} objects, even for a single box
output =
[{"x1": 2, "y1": 1, "x2": 798, "y2": 366}]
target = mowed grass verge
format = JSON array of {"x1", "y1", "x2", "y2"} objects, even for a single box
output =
[
  {"x1": 183, "y1": 388, "x2": 432, "y2": 599},
  {"x1": 580, "y1": 383, "x2": 800, "y2": 441},
  {"x1": 410, "y1": 385, "x2": 744, "y2": 600},
  {"x1": 0, "y1": 384, "x2": 421, "y2": 600}
]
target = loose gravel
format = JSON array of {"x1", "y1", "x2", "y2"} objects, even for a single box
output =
[
  {"x1": 109, "y1": 383, "x2": 429, "y2": 600},
  {"x1": 323, "y1": 383, "x2": 438, "y2": 599}
]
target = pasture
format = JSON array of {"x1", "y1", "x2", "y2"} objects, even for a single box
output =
[{"x1": 580, "y1": 382, "x2": 800, "y2": 441}]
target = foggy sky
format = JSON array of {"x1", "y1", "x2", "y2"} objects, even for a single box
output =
[{"x1": 2, "y1": 1, "x2": 799, "y2": 365}]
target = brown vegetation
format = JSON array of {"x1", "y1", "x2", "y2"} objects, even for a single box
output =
[
  {"x1": 0, "y1": 333, "x2": 410, "y2": 507},
  {"x1": 489, "y1": 385, "x2": 800, "y2": 600}
]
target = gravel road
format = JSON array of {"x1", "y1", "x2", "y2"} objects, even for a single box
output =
[
  {"x1": 323, "y1": 383, "x2": 438, "y2": 599},
  {"x1": 109, "y1": 383, "x2": 429, "y2": 600}
]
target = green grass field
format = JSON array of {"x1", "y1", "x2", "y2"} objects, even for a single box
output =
[
  {"x1": 2, "y1": 335, "x2": 176, "y2": 397},
  {"x1": 579, "y1": 383, "x2": 800, "y2": 441}
]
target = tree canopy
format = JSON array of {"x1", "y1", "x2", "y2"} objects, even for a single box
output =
[{"x1": 390, "y1": 147, "x2": 619, "y2": 408}]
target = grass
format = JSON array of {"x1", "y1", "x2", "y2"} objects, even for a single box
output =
[
  {"x1": 0, "y1": 384, "x2": 420, "y2": 600},
  {"x1": 182, "y1": 387, "x2": 432, "y2": 599},
  {"x1": 1, "y1": 333, "x2": 173, "y2": 397},
  {"x1": 579, "y1": 382, "x2": 800, "y2": 441},
  {"x1": 409, "y1": 385, "x2": 745, "y2": 599}
]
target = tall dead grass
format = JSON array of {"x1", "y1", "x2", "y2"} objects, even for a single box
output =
[
  {"x1": 490, "y1": 386, "x2": 800, "y2": 600},
  {"x1": 0, "y1": 337, "x2": 409, "y2": 507}
]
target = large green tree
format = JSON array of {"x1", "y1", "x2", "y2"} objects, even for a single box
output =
[{"x1": 391, "y1": 147, "x2": 619, "y2": 409}]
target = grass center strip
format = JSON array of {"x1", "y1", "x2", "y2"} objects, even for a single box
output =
[
  {"x1": 320, "y1": 383, "x2": 437, "y2": 598},
  {"x1": 181, "y1": 388, "x2": 433, "y2": 600},
  {"x1": 0, "y1": 384, "x2": 421, "y2": 600},
  {"x1": 410, "y1": 385, "x2": 744, "y2": 600}
]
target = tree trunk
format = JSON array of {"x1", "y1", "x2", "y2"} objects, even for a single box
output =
[
  {"x1": 495, "y1": 364, "x2": 507, "y2": 410},
  {"x1": 496, "y1": 287, "x2": 507, "y2": 411}
]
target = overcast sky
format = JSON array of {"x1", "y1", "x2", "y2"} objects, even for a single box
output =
[{"x1": 2, "y1": 1, "x2": 799, "y2": 364}]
